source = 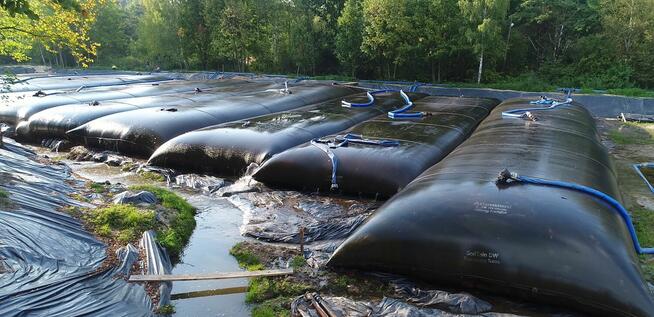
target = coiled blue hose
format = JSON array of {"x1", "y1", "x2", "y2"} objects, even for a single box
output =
[
  {"x1": 387, "y1": 90, "x2": 425, "y2": 119},
  {"x1": 633, "y1": 163, "x2": 654, "y2": 194},
  {"x1": 341, "y1": 89, "x2": 398, "y2": 107},
  {"x1": 499, "y1": 170, "x2": 654, "y2": 254},
  {"x1": 502, "y1": 97, "x2": 573, "y2": 119},
  {"x1": 311, "y1": 133, "x2": 400, "y2": 190}
]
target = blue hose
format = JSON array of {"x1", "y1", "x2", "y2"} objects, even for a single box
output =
[
  {"x1": 633, "y1": 163, "x2": 654, "y2": 194},
  {"x1": 341, "y1": 89, "x2": 398, "y2": 107},
  {"x1": 311, "y1": 133, "x2": 400, "y2": 190},
  {"x1": 387, "y1": 90, "x2": 425, "y2": 119},
  {"x1": 499, "y1": 170, "x2": 654, "y2": 254},
  {"x1": 502, "y1": 96, "x2": 573, "y2": 119},
  {"x1": 341, "y1": 89, "x2": 424, "y2": 118}
]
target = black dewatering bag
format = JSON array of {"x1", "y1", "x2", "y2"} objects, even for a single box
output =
[
  {"x1": 148, "y1": 91, "x2": 425, "y2": 176},
  {"x1": 67, "y1": 83, "x2": 362, "y2": 157},
  {"x1": 0, "y1": 78, "x2": 263, "y2": 126},
  {"x1": 327, "y1": 98, "x2": 654, "y2": 316},
  {"x1": 253, "y1": 95, "x2": 499, "y2": 198},
  {"x1": 5, "y1": 73, "x2": 173, "y2": 93},
  {"x1": 14, "y1": 81, "x2": 274, "y2": 141}
]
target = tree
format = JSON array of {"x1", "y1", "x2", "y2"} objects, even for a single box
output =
[
  {"x1": 415, "y1": 0, "x2": 462, "y2": 82},
  {"x1": 600, "y1": 0, "x2": 654, "y2": 87},
  {"x1": 361, "y1": 0, "x2": 413, "y2": 79},
  {"x1": 335, "y1": 0, "x2": 363, "y2": 77},
  {"x1": 0, "y1": 0, "x2": 103, "y2": 66},
  {"x1": 459, "y1": 0, "x2": 509, "y2": 83},
  {"x1": 90, "y1": 0, "x2": 130, "y2": 65},
  {"x1": 511, "y1": 0, "x2": 600, "y2": 66}
]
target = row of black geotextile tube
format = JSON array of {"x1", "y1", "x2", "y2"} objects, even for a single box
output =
[
  {"x1": 66, "y1": 82, "x2": 361, "y2": 157},
  {"x1": 13, "y1": 79, "x2": 279, "y2": 140},
  {"x1": 4, "y1": 74, "x2": 654, "y2": 316},
  {"x1": 0, "y1": 78, "x2": 265, "y2": 125},
  {"x1": 148, "y1": 91, "x2": 428, "y2": 176},
  {"x1": 327, "y1": 98, "x2": 654, "y2": 317},
  {"x1": 253, "y1": 95, "x2": 499, "y2": 197}
]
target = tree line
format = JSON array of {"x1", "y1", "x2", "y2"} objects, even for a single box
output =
[{"x1": 9, "y1": 0, "x2": 654, "y2": 90}]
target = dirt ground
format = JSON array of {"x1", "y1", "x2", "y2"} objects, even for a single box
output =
[{"x1": 597, "y1": 118, "x2": 654, "y2": 280}]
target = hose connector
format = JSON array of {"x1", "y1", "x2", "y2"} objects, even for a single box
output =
[{"x1": 497, "y1": 169, "x2": 519, "y2": 184}]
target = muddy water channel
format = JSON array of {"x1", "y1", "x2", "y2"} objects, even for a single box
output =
[{"x1": 67, "y1": 160, "x2": 251, "y2": 316}]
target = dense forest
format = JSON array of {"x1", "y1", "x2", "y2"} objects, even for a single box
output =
[{"x1": 2, "y1": 0, "x2": 654, "y2": 92}]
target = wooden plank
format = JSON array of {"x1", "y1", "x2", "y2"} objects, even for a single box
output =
[{"x1": 128, "y1": 268, "x2": 293, "y2": 282}]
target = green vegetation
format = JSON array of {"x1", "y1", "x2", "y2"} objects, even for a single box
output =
[
  {"x1": 129, "y1": 185, "x2": 196, "y2": 256},
  {"x1": 246, "y1": 278, "x2": 311, "y2": 304},
  {"x1": 81, "y1": 184, "x2": 194, "y2": 258},
  {"x1": 155, "y1": 304, "x2": 176, "y2": 315},
  {"x1": 88, "y1": 204, "x2": 156, "y2": 243},
  {"x1": 4, "y1": 0, "x2": 654, "y2": 94},
  {"x1": 230, "y1": 242, "x2": 264, "y2": 271},
  {"x1": 88, "y1": 182, "x2": 107, "y2": 193},
  {"x1": 0, "y1": 189, "x2": 13, "y2": 209},
  {"x1": 250, "y1": 297, "x2": 291, "y2": 317},
  {"x1": 607, "y1": 122, "x2": 654, "y2": 145},
  {"x1": 137, "y1": 171, "x2": 165, "y2": 182},
  {"x1": 290, "y1": 255, "x2": 306, "y2": 270}
]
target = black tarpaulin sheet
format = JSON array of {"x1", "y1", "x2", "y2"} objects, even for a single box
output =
[
  {"x1": 0, "y1": 138, "x2": 154, "y2": 316},
  {"x1": 328, "y1": 98, "x2": 654, "y2": 316},
  {"x1": 67, "y1": 83, "x2": 362, "y2": 157},
  {"x1": 148, "y1": 91, "x2": 425, "y2": 176},
  {"x1": 0, "y1": 78, "x2": 268, "y2": 126},
  {"x1": 254, "y1": 96, "x2": 499, "y2": 197},
  {"x1": 15, "y1": 80, "x2": 273, "y2": 141}
]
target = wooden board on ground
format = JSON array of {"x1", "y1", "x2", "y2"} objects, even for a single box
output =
[
  {"x1": 620, "y1": 112, "x2": 654, "y2": 123},
  {"x1": 128, "y1": 268, "x2": 293, "y2": 282}
]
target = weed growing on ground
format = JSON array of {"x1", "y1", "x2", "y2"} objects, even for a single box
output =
[
  {"x1": 607, "y1": 122, "x2": 654, "y2": 145},
  {"x1": 250, "y1": 297, "x2": 291, "y2": 317},
  {"x1": 129, "y1": 185, "x2": 196, "y2": 257},
  {"x1": 87, "y1": 204, "x2": 156, "y2": 243},
  {"x1": 0, "y1": 189, "x2": 13, "y2": 209},
  {"x1": 230, "y1": 242, "x2": 264, "y2": 271},
  {"x1": 155, "y1": 304, "x2": 176, "y2": 315},
  {"x1": 137, "y1": 170, "x2": 165, "y2": 182},
  {"x1": 290, "y1": 255, "x2": 306, "y2": 270},
  {"x1": 246, "y1": 277, "x2": 311, "y2": 304}
]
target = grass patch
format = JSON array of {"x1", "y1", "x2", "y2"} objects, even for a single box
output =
[
  {"x1": 230, "y1": 242, "x2": 264, "y2": 271},
  {"x1": 607, "y1": 122, "x2": 654, "y2": 145},
  {"x1": 87, "y1": 204, "x2": 156, "y2": 244},
  {"x1": 137, "y1": 170, "x2": 165, "y2": 182},
  {"x1": 88, "y1": 182, "x2": 106, "y2": 193},
  {"x1": 129, "y1": 185, "x2": 196, "y2": 257},
  {"x1": 246, "y1": 277, "x2": 311, "y2": 304},
  {"x1": 155, "y1": 304, "x2": 176, "y2": 315},
  {"x1": 607, "y1": 88, "x2": 654, "y2": 98},
  {"x1": 290, "y1": 255, "x2": 306, "y2": 270},
  {"x1": 251, "y1": 297, "x2": 291, "y2": 317},
  {"x1": 0, "y1": 189, "x2": 14, "y2": 209}
]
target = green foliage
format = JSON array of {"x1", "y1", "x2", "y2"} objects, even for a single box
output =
[
  {"x1": 229, "y1": 242, "x2": 264, "y2": 271},
  {"x1": 88, "y1": 182, "x2": 106, "y2": 193},
  {"x1": 129, "y1": 185, "x2": 196, "y2": 256},
  {"x1": 290, "y1": 255, "x2": 306, "y2": 269},
  {"x1": 155, "y1": 304, "x2": 176, "y2": 315},
  {"x1": 246, "y1": 277, "x2": 311, "y2": 304},
  {"x1": 137, "y1": 170, "x2": 165, "y2": 182},
  {"x1": 87, "y1": 204, "x2": 156, "y2": 243},
  {"x1": 0, "y1": 188, "x2": 13, "y2": 209},
  {"x1": 251, "y1": 297, "x2": 291, "y2": 317},
  {"x1": 607, "y1": 122, "x2": 654, "y2": 145}
]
